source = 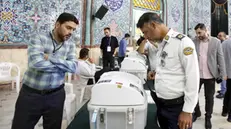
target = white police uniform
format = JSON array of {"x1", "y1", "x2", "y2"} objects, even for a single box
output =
[
  {"x1": 155, "y1": 29, "x2": 200, "y2": 113},
  {"x1": 144, "y1": 41, "x2": 158, "y2": 71}
]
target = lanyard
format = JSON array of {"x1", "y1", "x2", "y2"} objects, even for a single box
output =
[
  {"x1": 107, "y1": 37, "x2": 111, "y2": 46},
  {"x1": 50, "y1": 32, "x2": 64, "y2": 53}
]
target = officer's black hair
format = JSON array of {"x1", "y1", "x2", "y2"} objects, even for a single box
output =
[
  {"x1": 137, "y1": 36, "x2": 145, "y2": 46},
  {"x1": 136, "y1": 12, "x2": 163, "y2": 29}
]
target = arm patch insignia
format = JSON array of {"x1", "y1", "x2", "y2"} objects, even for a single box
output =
[{"x1": 183, "y1": 47, "x2": 194, "y2": 55}]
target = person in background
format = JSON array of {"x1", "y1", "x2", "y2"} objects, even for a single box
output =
[
  {"x1": 193, "y1": 23, "x2": 226, "y2": 129},
  {"x1": 217, "y1": 31, "x2": 227, "y2": 42},
  {"x1": 221, "y1": 38, "x2": 231, "y2": 122},
  {"x1": 100, "y1": 27, "x2": 119, "y2": 69},
  {"x1": 217, "y1": 31, "x2": 228, "y2": 98},
  {"x1": 137, "y1": 12, "x2": 199, "y2": 129},
  {"x1": 78, "y1": 48, "x2": 96, "y2": 78},
  {"x1": 118, "y1": 33, "x2": 130, "y2": 67},
  {"x1": 11, "y1": 13, "x2": 79, "y2": 129},
  {"x1": 78, "y1": 48, "x2": 110, "y2": 84}
]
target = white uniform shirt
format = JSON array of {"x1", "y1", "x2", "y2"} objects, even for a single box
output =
[
  {"x1": 155, "y1": 29, "x2": 199, "y2": 113},
  {"x1": 144, "y1": 41, "x2": 158, "y2": 71}
]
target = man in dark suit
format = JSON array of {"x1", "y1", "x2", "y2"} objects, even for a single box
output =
[
  {"x1": 193, "y1": 23, "x2": 226, "y2": 129},
  {"x1": 100, "y1": 27, "x2": 119, "y2": 69}
]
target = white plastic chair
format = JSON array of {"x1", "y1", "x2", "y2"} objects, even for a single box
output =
[
  {"x1": 66, "y1": 73, "x2": 72, "y2": 83},
  {"x1": 63, "y1": 82, "x2": 76, "y2": 125},
  {"x1": 0, "y1": 62, "x2": 20, "y2": 93},
  {"x1": 79, "y1": 75, "x2": 95, "y2": 104}
]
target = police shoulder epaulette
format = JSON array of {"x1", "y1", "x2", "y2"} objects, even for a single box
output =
[{"x1": 175, "y1": 34, "x2": 185, "y2": 40}]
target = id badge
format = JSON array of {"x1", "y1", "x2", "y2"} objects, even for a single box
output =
[{"x1": 107, "y1": 46, "x2": 111, "y2": 52}]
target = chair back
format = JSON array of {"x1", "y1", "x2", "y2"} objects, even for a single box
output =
[{"x1": 0, "y1": 62, "x2": 13, "y2": 78}]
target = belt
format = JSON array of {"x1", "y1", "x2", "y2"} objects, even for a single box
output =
[
  {"x1": 157, "y1": 96, "x2": 184, "y2": 106},
  {"x1": 22, "y1": 84, "x2": 64, "y2": 95}
]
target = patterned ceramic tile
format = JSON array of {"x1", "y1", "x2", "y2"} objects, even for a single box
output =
[
  {"x1": 188, "y1": 0, "x2": 211, "y2": 32},
  {"x1": 92, "y1": 0, "x2": 130, "y2": 45},
  {"x1": 0, "y1": 0, "x2": 82, "y2": 46},
  {"x1": 167, "y1": 0, "x2": 184, "y2": 33}
]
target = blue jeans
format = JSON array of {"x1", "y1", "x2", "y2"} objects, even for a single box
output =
[{"x1": 220, "y1": 80, "x2": 227, "y2": 95}]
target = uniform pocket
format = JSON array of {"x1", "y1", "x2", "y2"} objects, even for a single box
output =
[{"x1": 165, "y1": 51, "x2": 178, "y2": 68}]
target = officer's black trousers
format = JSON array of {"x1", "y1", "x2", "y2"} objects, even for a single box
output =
[{"x1": 151, "y1": 92, "x2": 191, "y2": 129}]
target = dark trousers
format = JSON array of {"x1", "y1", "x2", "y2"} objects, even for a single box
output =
[
  {"x1": 11, "y1": 84, "x2": 66, "y2": 129},
  {"x1": 102, "y1": 56, "x2": 114, "y2": 69},
  {"x1": 223, "y1": 79, "x2": 231, "y2": 114},
  {"x1": 151, "y1": 92, "x2": 190, "y2": 129},
  {"x1": 87, "y1": 67, "x2": 111, "y2": 85},
  {"x1": 194, "y1": 79, "x2": 215, "y2": 118},
  {"x1": 118, "y1": 56, "x2": 125, "y2": 67}
]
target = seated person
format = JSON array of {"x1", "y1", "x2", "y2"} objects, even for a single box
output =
[{"x1": 77, "y1": 48, "x2": 110, "y2": 85}]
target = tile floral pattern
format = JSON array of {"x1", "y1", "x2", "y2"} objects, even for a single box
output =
[
  {"x1": 167, "y1": 0, "x2": 184, "y2": 33},
  {"x1": 0, "y1": 0, "x2": 82, "y2": 46}
]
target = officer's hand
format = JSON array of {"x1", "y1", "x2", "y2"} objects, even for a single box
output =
[
  {"x1": 44, "y1": 54, "x2": 49, "y2": 60},
  {"x1": 178, "y1": 112, "x2": 192, "y2": 129},
  {"x1": 148, "y1": 71, "x2": 155, "y2": 80}
]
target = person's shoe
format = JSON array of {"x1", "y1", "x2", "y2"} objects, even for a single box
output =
[
  {"x1": 222, "y1": 107, "x2": 228, "y2": 117},
  {"x1": 222, "y1": 111, "x2": 228, "y2": 117},
  {"x1": 205, "y1": 118, "x2": 212, "y2": 129},
  {"x1": 227, "y1": 114, "x2": 231, "y2": 122},
  {"x1": 193, "y1": 112, "x2": 201, "y2": 122},
  {"x1": 217, "y1": 90, "x2": 221, "y2": 93},
  {"x1": 216, "y1": 93, "x2": 225, "y2": 99}
]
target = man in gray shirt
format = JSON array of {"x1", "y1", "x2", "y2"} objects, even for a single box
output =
[{"x1": 222, "y1": 38, "x2": 231, "y2": 122}]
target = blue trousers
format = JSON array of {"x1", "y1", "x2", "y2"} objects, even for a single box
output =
[
  {"x1": 220, "y1": 80, "x2": 227, "y2": 95},
  {"x1": 11, "y1": 84, "x2": 65, "y2": 129}
]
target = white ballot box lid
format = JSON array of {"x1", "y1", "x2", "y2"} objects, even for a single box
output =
[{"x1": 90, "y1": 71, "x2": 146, "y2": 106}]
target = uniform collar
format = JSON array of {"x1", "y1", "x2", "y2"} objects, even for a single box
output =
[{"x1": 163, "y1": 28, "x2": 174, "y2": 43}]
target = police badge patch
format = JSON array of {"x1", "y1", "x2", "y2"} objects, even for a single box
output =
[
  {"x1": 176, "y1": 34, "x2": 185, "y2": 40},
  {"x1": 164, "y1": 35, "x2": 169, "y2": 41},
  {"x1": 183, "y1": 47, "x2": 194, "y2": 55}
]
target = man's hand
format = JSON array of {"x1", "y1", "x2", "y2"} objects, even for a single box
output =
[
  {"x1": 88, "y1": 58, "x2": 94, "y2": 64},
  {"x1": 224, "y1": 76, "x2": 227, "y2": 81},
  {"x1": 44, "y1": 54, "x2": 49, "y2": 60},
  {"x1": 148, "y1": 71, "x2": 155, "y2": 80},
  {"x1": 178, "y1": 112, "x2": 192, "y2": 129}
]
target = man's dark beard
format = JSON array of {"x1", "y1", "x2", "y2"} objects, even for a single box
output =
[
  {"x1": 57, "y1": 32, "x2": 64, "y2": 42},
  {"x1": 198, "y1": 36, "x2": 205, "y2": 40}
]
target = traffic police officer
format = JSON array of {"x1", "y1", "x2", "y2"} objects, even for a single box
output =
[{"x1": 137, "y1": 12, "x2": 200, "y2": 129}]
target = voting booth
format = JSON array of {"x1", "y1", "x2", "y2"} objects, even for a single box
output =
[
  {"x1": 120, "y1": 51, "x2": 148, "y2": 84},
  {"x1": 88, "y1": 71, "x2": 148, "y2": 129}
]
